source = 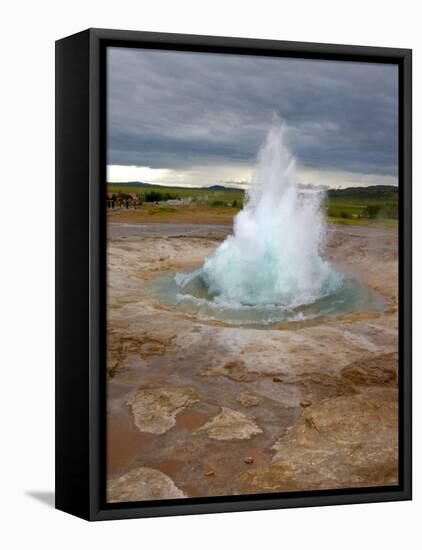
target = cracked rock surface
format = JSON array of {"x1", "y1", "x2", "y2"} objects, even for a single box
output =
[{"x1": 106, "y1": 223, "x2": 399, "y2": 502}]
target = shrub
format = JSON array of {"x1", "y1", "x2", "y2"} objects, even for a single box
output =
[
  {"x1": 364, "y1": 205, "x2": 381, "y2": 219},
  {"x1": 208, "y1": 199, "x2": 226, "y2": 207},
  {"x1": 145, "y1": 191, "x2": 163, "y2": 202}
]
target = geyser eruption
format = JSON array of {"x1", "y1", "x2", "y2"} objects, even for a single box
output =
[
  {"x1": 148, "y1": 123, "x2": 385, "y2": 324},
  {"x1": 179, "y1": 124, "x2": 342, "y2": 310}
]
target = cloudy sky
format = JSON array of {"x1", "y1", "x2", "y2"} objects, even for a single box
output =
[{"x1": 107, "y1": 47, "x2": 398, "y2": 189}]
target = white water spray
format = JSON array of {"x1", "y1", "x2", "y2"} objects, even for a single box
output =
[{"x1": 190, "y1": 124, "x2": 342, "y2": 308}]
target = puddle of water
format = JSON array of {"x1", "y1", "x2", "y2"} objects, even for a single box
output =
[
  {"x1": 107, "y1": 414, "x2": 156, "y2": 477},
  {"x1": 155, "y1": 459, "x2": 185, "y2": 477},
  {"x1": 174, "y1": 408, "x2": 210, "y2": 431}
]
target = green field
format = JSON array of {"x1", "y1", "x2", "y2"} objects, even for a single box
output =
[
  {"x1": 107, "y1": 184, "x2": 244, "y2": 205},
  {"x1": 325, "y1": 187, "x2": 398, "y2": 226},
  {"x1": 107, "y1": 184, "x2": 398, "y2": 227}
]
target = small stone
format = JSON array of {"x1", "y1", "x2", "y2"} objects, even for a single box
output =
[
  {"x1": 300, "y1": 399, "x2": 312, "y2": 408},
  {"x1": 237, "y1": 393, "x2": 259, "y2": 407},
  {"x1": 243, "y1": 456, "x2": 255, "y2": 465},
  {"x1": 273, "y1": 376, "x2": 282, "y2": 383},
  {"x1": 204, "y1": 470, "x2": 215, "y2": 477}
]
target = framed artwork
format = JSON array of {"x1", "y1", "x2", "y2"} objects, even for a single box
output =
[{"x1": 55, "y1": 28, "x2": 412, "y2": 520}]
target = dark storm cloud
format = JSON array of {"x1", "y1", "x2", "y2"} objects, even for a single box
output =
[{"x1": 107, "y1": 47, "x2": 398, "y2": 180}]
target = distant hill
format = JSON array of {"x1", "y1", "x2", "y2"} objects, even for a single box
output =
[
  {"x1": 108, "y1": 181, "x2": 156, "y2": 188},
  {"x1": 107, "y1": 181, "x2": 243, "y2": 192},
  {"x1": 207, "y1": 184, "x2": 241, "y2": 192}
]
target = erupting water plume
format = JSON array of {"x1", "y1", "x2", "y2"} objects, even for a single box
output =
[{"x1": 178, "y1": 124, "x2": 342, "y2": 310}]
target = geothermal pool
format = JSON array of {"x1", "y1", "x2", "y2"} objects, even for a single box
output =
[{"x1": 147, "y1": 270, "x2": 385, "y2": 326}]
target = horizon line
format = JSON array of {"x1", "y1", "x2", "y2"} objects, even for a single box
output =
[{"x1": 106, "y1": 180, "x2": 399, "y2": 191}]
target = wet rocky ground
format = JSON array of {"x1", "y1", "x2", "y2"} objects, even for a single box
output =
[{"x1": 106, "y1": 223, "x2": 398, "y2": 502}]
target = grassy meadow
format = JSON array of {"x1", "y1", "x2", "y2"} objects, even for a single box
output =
[{"x1": 107, "y1": 183, "x2": 398, "y2": 228}]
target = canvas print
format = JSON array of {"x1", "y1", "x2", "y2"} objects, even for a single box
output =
[{"x1": 106, "y1": 47, "x2": 399, "y2": 503}]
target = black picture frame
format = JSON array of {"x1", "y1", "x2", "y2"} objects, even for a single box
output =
[{"x1": 55, "y1": 28, "x2": 412, "y2": 521}]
